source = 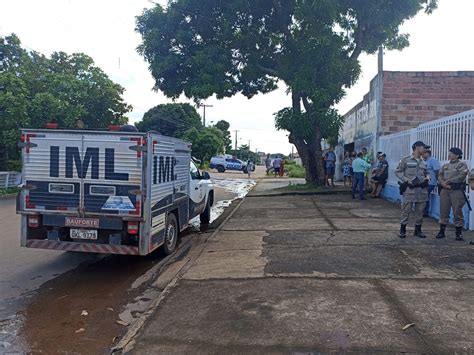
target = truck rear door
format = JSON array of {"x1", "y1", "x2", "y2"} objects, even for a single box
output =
[
  {"x1": 82, "y1": 132, "x2": 144, "y2": 217},
  {"x1": 22, "y1": 130, "x2": 82, "y2": 213},
  {"x1": 20, "y1": 130, "x2": 144, "y2": 217}
]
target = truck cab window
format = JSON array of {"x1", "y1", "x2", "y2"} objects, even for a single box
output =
[{"x1": 190, "y1": 161, "x2": 200, "y2": 180}]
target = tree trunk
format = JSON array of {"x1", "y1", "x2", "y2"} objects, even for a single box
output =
[{"x1": 290, "y1": 91, "x2": 326, "y2": 185}]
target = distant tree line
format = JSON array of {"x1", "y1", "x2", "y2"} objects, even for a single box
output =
[{"x1": 0, "y1": 34, "x2": 131, "y2": 170}]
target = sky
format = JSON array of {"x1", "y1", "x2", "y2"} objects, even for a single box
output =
[{"x1": 1, "y1": 0, "x2": 473, "y2": 155}]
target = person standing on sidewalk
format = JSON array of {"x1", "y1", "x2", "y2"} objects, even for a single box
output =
[
  {"x1": 352, "y1": 152, "x2": 371, "y2": 200},
  {"x1": 247, "y1": 160, "x2": 254, "y2": 178},
  {"x1": 273, "y1": 156, "x2": 282, "y2": 177},
  {"x1": 342, "y1": 152, "x2": 353, "y2": 188},
  {"x1": 395, "y1": 141, "x2": 430, "y2": 239},
  {"x1": 435, "y1": 148, "x2": 469, "y2": 241},
  {"x1": 361, "y1": 147, "x2": 372, "y2": 187},
  {"x1": 324, "y1": 147, "x2": 336, "y2": 187},
  {"x1": 370, "y1": 153, "x2": 388, "y2": 198},
  {"x1": 265, "y1": 154, "x2": 272, "y2": 175},
  {"x1": 422, "y1": 149, "x2": 440, "y2": 217},
  {"x1": 279, "y1": 158, "x2": 285, "y2": 177}
]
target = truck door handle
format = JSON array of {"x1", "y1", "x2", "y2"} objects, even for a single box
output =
[{"x1": 195, "y1": 187, "x2": 199, "y2": 190}]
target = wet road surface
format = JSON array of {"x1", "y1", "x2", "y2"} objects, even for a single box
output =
[{"x1": 0, "y1": 170, "x2": 260, "y2": 353}]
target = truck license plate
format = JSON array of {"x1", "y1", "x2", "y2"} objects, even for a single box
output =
[{"x1": 70, "y1": 229, "x2": 98, "y2": 240}]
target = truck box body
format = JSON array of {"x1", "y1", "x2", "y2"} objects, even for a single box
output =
[{"x1": 17, "y1": 129, "x2": 201, "y2": 256}]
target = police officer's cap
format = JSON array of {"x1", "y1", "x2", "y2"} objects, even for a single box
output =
[
  {"x1": 449, "y1": 147, "x2": 463, "y2": 158},
  {"x1": 412, "y1": 141, "x2": 430, "y2": 150}
]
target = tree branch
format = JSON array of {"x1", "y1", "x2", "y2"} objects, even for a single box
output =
[
  {"x1": 256, "y1": 64, "x2": 278, "y2": 77},
  {"x1": 292, "y1": 91, "x2": 301, "y2": 114},
  {"x1": 301, "y1": 95, "x2": 312, "y2": 113},
  {"x1": 350, "y1": 45, "x2": 362, "y2": 60}
]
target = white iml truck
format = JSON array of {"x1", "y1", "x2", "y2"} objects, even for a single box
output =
[{"x1": 16, "y1": 128, "x2": 214, "y2": 256}]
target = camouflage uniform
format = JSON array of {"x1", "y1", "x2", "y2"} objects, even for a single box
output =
[
  {"x1": 395, "y1": 155, "x2": 428, "y2": 227},
  {"x1": 438, "y1": 160, "x2": 469, "y2": 227}
]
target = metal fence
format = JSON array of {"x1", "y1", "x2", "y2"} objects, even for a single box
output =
[
  {"x1": 379, "y1": 109, "x2": 474, "y2": 229},
  {"x1": 0, "y1": 171, "x2": 21, "y2": 189}
]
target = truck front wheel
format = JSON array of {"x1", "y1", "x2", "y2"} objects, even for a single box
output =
[
  {"x1": 163, "y1": 213, "x2": 178, "y2": 255},
  {"x1": 200, "y1": 198, "x2": 211, "y2": 224},
  {"x1": 217, "y1": 165, "x2": 225, "y2": 173}
]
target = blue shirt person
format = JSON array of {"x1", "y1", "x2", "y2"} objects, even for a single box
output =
[
  {"x1": 352, "y1": 153, "x2": 371, "y2": 200},
  {"x1": 422, "y1": 149, "x2": 441, "y2": 216}
]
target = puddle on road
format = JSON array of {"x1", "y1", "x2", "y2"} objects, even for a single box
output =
[
  {"x1": 4, "y1": 177, "x2": 256, "y2": 354},
  {"x1": 191, "y1": 178, "x2": 256, "y2": 228},
  {"x1": 0, "y1": 313, "x2": 24, "y2": 353}
]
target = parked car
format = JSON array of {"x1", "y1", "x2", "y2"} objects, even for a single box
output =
[{"x1": 209, "y1": 155, "x2": 248, "y2": 173}]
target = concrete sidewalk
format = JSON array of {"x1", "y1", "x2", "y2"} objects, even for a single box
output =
[{"x1": 125, "y1": 186, "x2": 474, "y2": 353}]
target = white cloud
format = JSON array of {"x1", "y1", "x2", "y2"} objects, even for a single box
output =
[{"x1": 2, "y1": 0, "x2": 473, "y2": 154}]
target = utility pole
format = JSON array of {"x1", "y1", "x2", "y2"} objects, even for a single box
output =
[
  {"x1": 198, "y1": 103, "x2": 213, "y2": 126},
  {"x1": 233, "y1": 130, "x2": 239, "y2": 156}
]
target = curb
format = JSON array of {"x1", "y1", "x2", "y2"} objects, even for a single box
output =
[
  {"x1": 111, "y1": 183, "x2": 256, "y2": 354},
  {"x1": 248, "y1": 188, "x2": 372, "y2": 197}
]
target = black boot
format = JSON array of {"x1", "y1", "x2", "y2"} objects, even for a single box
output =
[
  {"x1": 455, "y1": 226, "x2": 464, "y2": 241},
  {"x1": 435, "y1": 224, "x2": 446, "y2": 239},
  {"x1": 414, "y1": 225, "x2": 426, "y2": 238},
  {"x1": 399, "y1": 224, "x2": 407, "y2": 239}
]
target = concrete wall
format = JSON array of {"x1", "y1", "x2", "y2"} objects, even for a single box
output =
[{"x1": 382, "y1": 71, "x2": 474, "y2": 134}]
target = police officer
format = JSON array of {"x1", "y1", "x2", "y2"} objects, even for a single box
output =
[
  {"x1": 395, "y1": 141, "x2": 430, "y2": 238},
  {"x1": 436, "y1": 148, "x2": 469, "y2": 241}
]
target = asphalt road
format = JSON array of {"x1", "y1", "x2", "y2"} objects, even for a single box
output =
[{"x1": 0, "y1": 168, "x2": 263, "y2": 353}]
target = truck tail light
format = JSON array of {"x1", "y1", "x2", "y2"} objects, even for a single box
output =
[
  {"x1": 28, "y1": 214, "x2": 40, "y2": 228},
  {"x1": 127, "y1": 221, "x2": 139, "y2": 235}
]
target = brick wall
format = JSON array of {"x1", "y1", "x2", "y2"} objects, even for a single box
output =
[{"x1": 381, "y1": 71, "x2": 474, "y2": 134}]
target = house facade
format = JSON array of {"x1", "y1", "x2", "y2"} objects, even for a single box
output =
[{"x1": 336, "y1": 67, "x2": 474, "y2": 177}]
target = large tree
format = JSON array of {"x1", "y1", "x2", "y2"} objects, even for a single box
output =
[
  {"x1": 135, "y1": 103, "x2": 202, "y2": 137},
  {"x1": 0, "y1": 34, "x2": 131, "y2": 169},
  {"x1": 136, "y1": 0, "x2": 436, "y2": 183}
]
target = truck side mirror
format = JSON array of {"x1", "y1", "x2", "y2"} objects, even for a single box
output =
[{"x1": 202, "y1": 172, "x2": 211, "y2": 180}]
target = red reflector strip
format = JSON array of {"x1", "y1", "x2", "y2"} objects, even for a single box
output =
[
  {"x1": 129, "y1": 199, "x2": 141, "y2": 215},
  {"x1": 130, "y1": 137, "x2": 144, "y2": 158},
  {"x1": 57, "y1": 207, "x2": 68, "y2": 211},
  {"x1": 24, "y1": 134, "x2": 37, "y2": 154},
  {"x1": 25, "y1": 195, "x2": 36, "y2": 209}
]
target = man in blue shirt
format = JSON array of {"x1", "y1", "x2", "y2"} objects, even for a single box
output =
[
  {"x1": 422, "y1": 149, "x2": 440, "y2": 217},
  {"x1": 352, "y1": 152, "x2": 371, "y2": 200}
]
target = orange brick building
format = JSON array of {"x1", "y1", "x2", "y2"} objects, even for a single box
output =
[
  {"x1": 382, "y1": 71, "x2": 474, "y2": 134},
  {"x1": 337, "y1": 69, "x2": 474, "y2": 158}
]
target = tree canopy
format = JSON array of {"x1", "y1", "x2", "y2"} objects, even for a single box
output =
[
  {"x1": 0, "y1": 34, "x2": 131, "y2": 169},
  {"x1": 213, "y1": 120, "x2": 232, "y2": 153},
  {"x1": 135, "y1": 103, "x2": 202, "y2": 137},
  {"x1": 136, "y1": 0, "x2": 437, "y2": 183},
  {"x1": 183, "y1": 126, "x2": 224, "y2": 162}
]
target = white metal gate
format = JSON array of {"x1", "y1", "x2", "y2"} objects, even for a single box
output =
[{"x1": 379, "y1": 109, "x2": 474, "y2": 229}]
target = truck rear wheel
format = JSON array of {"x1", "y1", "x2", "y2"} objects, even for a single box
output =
[
  {"x1": 200, "y1": 198, "x2": 211, "y2": 224},
  {"x1": 163, "y1": 213, "x2": 178, "y2": 255},
  {"x1": 217, "y1": 165, "x2": 225, "y2": 173}
]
